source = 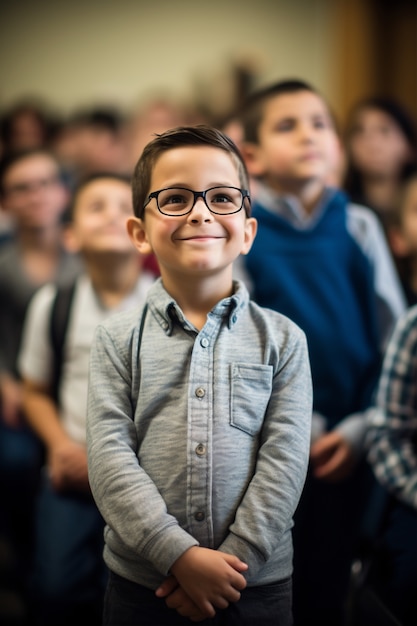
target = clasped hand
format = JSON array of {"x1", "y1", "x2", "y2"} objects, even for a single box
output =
[{"x1": 155, "y1": 546, "x2": 248, "y2": 622}]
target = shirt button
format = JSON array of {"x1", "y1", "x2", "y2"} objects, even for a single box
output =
[
  {"x1": 194, "y1": 511, "x2": 205, "y2": 522},
  {"x1": 195, "y1": 443, "x2": 206, "y2": 456},
  {"x1": 200, "y1": 337, "x2": 209, "y2": 348},
  {"x1": 195, "y1": 387, "x2": 205, "y2": 398}
]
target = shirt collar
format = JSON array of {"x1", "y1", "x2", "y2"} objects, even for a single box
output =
[
  {"x1": 146, "y1": 277, "x2": 249, "y2": 334},
  {"x1": 255, "y1": 181, "x2": 338, "y2": 229}
]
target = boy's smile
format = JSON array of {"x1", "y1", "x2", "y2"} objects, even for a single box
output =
[{"x1": 128, "y1": 146, "x2": 256, "y2": 294}]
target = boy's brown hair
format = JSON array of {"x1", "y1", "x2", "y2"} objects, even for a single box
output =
[
  {"x1": 0, "y1": 147, "x2": 62, "y2": 197},
  {"x1": 239, "y1": 79, "x2": 324, "y2": 144},
  {"x1": 63, "y1": 172, "x2": 131, "y2": 223},
  {"x1": 131, "y1": 125, "x2": 251, "y2": 219}
]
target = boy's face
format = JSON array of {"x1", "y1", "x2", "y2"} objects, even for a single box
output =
[
  {"x1": 243, "y1": 90, "x2": 338, "y2": 193},
  {"x1": 1, "y1": 154, "x2": 67, "y2": 228},
  {"x1": 65, "y1": 178, "x2": 135, "y2": 255},
  {"x1": 128, "y1": 146, "x2": 256, "y2": 286}
]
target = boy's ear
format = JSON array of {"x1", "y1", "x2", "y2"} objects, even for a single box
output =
[
  {"x1": 240, "y1": 217, "x2": 258, "y2": 255},
  {"x1": 240, "y1": 142, "x2": 267, "y2": 178},
  {"x1": 127, "y1": 217, "x2": 153, "y2": 255}
]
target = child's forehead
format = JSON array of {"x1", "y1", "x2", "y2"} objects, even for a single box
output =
[
  {"x1": 6, "y1": 153, "x2": 58, "y2": 179},
  {"x1": 354, "y1": 107, "x2": 393, "y2": 126},
  {"x1": 263, "y1": 90, "x2": 330, "y2": 118},
  {"x1": 152, "y1": 145, "x2": 240, "y2": 179},
  {"x1": 76, "y1": 177, "x2": 131, "y2": 201}
]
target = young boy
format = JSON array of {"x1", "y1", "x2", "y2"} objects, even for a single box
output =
[
  {"x1": 86, "y1": 125, "x2": 312, "y2": 626},
  {"x1": 18, "y1": 173, "x2": 155, "y2": 625},
  {"x1": 238, "y1": 79, "x2": 406, "y2": 626}
]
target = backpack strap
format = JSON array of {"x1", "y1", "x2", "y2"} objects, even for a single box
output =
[{"x1": 49, "y1": 280, "x2": 77, "y2": 404}]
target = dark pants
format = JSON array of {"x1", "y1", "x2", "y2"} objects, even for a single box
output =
[
  {"x1": 375, "y1": 498, "x2": 417, "y2": 626},
  {"x1": 104, "y1": 570, "x2": 293, "y2": 626},
  {"x1": 292, "y1": 462, "x2": 373, "y2": 626},
  {"x1": 0, "y1": 419, "x2": 43, "y2": 588},
  {"x1": 29, "y1": 472, "x2": 108, "y2": 625}
]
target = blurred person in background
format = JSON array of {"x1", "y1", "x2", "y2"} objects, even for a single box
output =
[
  {"x1": 385, "y1": 172, "x2": 417, "y2": 306},
  {"x1": 343, "y1": 96, "x2": 417, "y2": 233},
  {"x1": 0, "y1": 148, "x2": 81, "y2": 622},
  {"x1": 0, "y1": 100, "x2": 56, "y2": 156},
  {"x1": 18, "y1": 172, "x2": 154, "y2": 626},
  {"x1": 238, "y1": 78, "x2": 406, "y2": 626},
  {"x1": 124, "y1": 96, "x2": 195, "y2": 171},
  {"x1": 52, "y1": 107, "x2": 131, "y2": 190}
]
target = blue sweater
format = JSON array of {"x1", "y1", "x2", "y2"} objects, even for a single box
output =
[{"x1": 245, "y1": 190, "x2": 389, "y2": 428}]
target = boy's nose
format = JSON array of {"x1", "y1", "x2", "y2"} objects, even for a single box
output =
[
  {"x1": 188, "y1": 197, "x2": 213, "y2": 222},
  {"x1": 298, "y1": 123, "x2": 314, "y2": 142}
]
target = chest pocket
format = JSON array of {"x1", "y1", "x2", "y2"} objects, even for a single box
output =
[{"x1": 230, "y1": 363, "x2": 273, "y2": 436}]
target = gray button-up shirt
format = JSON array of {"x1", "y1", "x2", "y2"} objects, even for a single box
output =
[{"x1": 87, "y1": 279, "x2": 312, "y2": 588}]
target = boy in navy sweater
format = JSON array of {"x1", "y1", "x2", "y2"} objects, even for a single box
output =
[{"x1": 238, "y1": 79, "x2": 406, "y2": 626}]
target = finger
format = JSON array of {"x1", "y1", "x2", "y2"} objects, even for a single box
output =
[
  {"x1": 165, "y1": 590, "x2": 183, "y2": 609},
  {"x1": 221, "y1": 587, "x2": 242, "y2": 603},
  {"x1": 232, "y1": 572, "x2": 247, "y2": 591},
  {"x1": 218, "y1": 587, "x2": 240, "y2": 608},
  {"x1": 166, "y1": 589, "x2": 215, "y2": 619},
  {"x1": 155, "y1": 575, "x2": 179, "y2": 598},
  {"x1": 212, "y1": 595, "x2": 229, "y2": 610},
  {"x1": 219, "y1": 552, "x2": 249, "y2": 579},
  {"x1": 225, "y1": 566, "x2": 248, "y2": 591},
  {"x1": 227, "y1": 555, "x2": 249, "y2": 573}
]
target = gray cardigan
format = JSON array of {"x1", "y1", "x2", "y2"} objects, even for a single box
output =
[{"x1": 87, "y1": 279, "x2": 312, "y2": 589}]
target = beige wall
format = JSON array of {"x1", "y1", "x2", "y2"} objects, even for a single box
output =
[{"x1": 0, "y1": 0, "x2": 337, "y2": 116}]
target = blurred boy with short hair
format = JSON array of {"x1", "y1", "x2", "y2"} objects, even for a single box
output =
[
  {"x1": 239, "y1": 79, "x2": 406, "y2": 626},
  {"x1": 18, "y1": 172, "x2": 154, "y2": 625}
]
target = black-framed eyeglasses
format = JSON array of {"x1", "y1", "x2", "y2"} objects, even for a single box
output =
[{"x1": 143, "y1": 186, "x2": 251, "y2": 216}]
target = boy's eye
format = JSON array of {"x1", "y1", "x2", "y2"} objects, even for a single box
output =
[
  {"x1": 313, "y1": 116, "x2": 328, "y2": 129},
  {"x1": 275, "y1": 119, "x2": 295, "y2": 132},
  {"x1": 160, "y1": 193, "x2": 188, "y2": 206},
  {"x1": 89, "y1": 201, "x2": 104, "y2": 212},
  {"x1": 211, "y1": 193, "x2": 233, "y2": 203}
]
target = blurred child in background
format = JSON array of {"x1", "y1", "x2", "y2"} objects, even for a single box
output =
[
  {"x1": 18, "y1": 173, "x2": 155, "y2": 625},
  {"x1": 239, "y1": 78, "x2": 406, "y2": 626},
  {"x1": 343, "y1": 96, "x2": 417, "y2": 231}
]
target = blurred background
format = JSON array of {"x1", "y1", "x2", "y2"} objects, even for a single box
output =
[
  {"x1": 1, "y1": 0, "x2": 415, "y2": 132},
  {"x1": 0, "y1": 1, "x2": 416, "y2": 624}
]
